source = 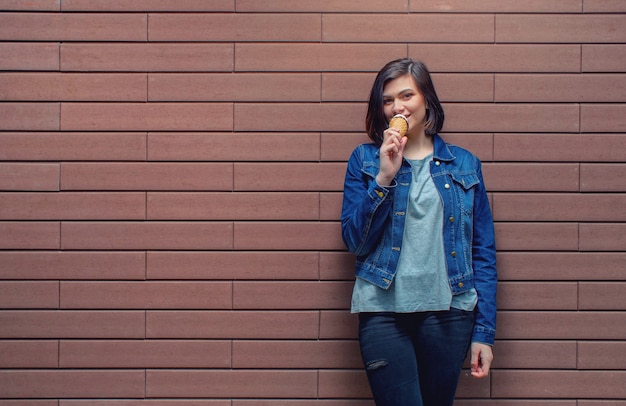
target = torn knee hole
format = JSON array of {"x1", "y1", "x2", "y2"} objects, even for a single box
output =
[{"x1": 365, "y1": 359, "x2": 388, "y2": 370}]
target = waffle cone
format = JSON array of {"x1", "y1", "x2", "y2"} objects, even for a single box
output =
[{"x1": 389, "y1": 114, "x2": 409, "y2": 137}]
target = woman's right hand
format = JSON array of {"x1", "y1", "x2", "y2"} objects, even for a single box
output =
[{"x1": 376, "y1": 127, "x2": 407, "y2": 186}]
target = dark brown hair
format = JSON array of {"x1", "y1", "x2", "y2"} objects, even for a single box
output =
[{"x1": 365, "y1": 58, "x2": 444, "y2": 146}]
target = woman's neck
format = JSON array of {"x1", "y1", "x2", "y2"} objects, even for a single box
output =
[{"x1": 403, "y1": 131, "x2": 434, "y2": 160}]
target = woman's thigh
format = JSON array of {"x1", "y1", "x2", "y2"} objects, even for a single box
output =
[
  {"x1": 358, "y1": 312, "x2": 423, "y2": 406},
  {"x1": 412, "y1": 309, "x2": 475, "y2": 406}
]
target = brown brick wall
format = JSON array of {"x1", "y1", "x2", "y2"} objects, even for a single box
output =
[{"x1": 1, "y1": 0, "x2": 625, "y2": 404}]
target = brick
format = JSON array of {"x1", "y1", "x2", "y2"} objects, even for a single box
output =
[
  {"x1": 0, "y1": 282, "x2": 59, "y2": 309},
  {"x1": 484, "y1": 164, "x2": 579, "y2": 192},
  {"x1": 493, "y1": 193, "x2": 626, "y2": 222},
  {"x1": 0, "y1": 163, "x2": 59, "y2": 191},
  {"x1": 0, "y1": 222, "x2": 59, "y2": 250},
  {"x1": 232, "y1": 340, "x2": 361, "y2": 368},
  {"x1": 0, "y1": 73, "x2": 147, "y2": 102},
  {"x1": 61, "y1": 43, "x2": 233, "y2": 72},
  {"x1": 61, "y1": 162, "x2": 233, "y2": 191},
  {"x1": 0, "y1": 12, "x2": 147, "y2": 41},
  {"x1": 578, "y1": 341, "x2": 626, "y2": 370},
  {"x1": 321, "y1": 73, "x2": 494, "y2": 103},
  {"x1": 234, "y1": 163, "x2": 346, "y2": 191},
  {"x1": 496, "y1": 74, "x2": 626, "y2": 102},
  {"x1": 321, "y1": 73, "x2": 377, "y2": 102},
  {"x1": 61, "y1": 281, "x2": 232, "y2": 310},
  {"x1": 579, "y1": 283, "x2": 626, "y2": 310},
  {"x1": 0, "y1": 251, "x2": 146, "y2": 280},
  {"x1": 409, "y1": 44, "x2": 581, "y2": 73},
  {"x1": 581, "y1": 164, "x2": 626, "y2": 192},
  {"x1": 0, "y1": 103, "x2": 59, "y2": 131},
  {"x1": 234, "y1": 221, "x2": 344, "y2": 250},
  {"x1": 0, "y1": 0, "x2": 60, "y2": 10},
  {"x1": 148, "y1": 132, "x2": 321, "y2": 162},
  {"x1": 147, "y1": 251, "x2": 319, "y2": 280},
  {"x1": 492, "y1": 370, "x2": 626, "y2": 399},
  {"x1": 320, "y1": 310, "x2": 359, "y2": 339},
  {"x1": 496, "y1": 311, "x2": 626, "y2": 340},
  {"x1": 146, "y1": 311, "x2": 319, "y2": 339},
  {"x1": 494, "y1": 223, "x2": 579, "y2": 251},
  {"x1": 320, "y1": 251, "x2": 357, "y2": 281},
  {"x1": 61, "y1": 222, "x2": 233, "y2": 250},
  {"x1": 492, "y1": 340, "x2": 577, "y2": 369},
  {"x1": 497, "y1": 252, "x2": 626, "y2": 281},
  {"x1": 584, "y1": 0, "x2": 626, "y2": 12},
  {"x1": 62, "y1": 0, "x2": 234, "y2": 11},
  {"x1": 497, "y1": 15, "x2": 626, "y2": 43},
  {"x1": 149, "y1": 13, "x2": 320, "y2": 41},
  {"x1": 320, "y1": 192, "x2": 342, "y2": 221},
  {"x1": 318, "y1": 370, "x2": 371, "y2": 399},
  {"x1": 0, "y1": 192, "x2": 145, "y2": 220},
  {"x1": 583, "y1": 45, "x2": 626, "y2": 72},
  {"x1": 444, "y1": 103, "x2": 579, "y2": 133},
  {"x1": 233, "y1": 281, "x2": 353, "y2": 309},
  {"x1": 235, "y1": 103, "x2": 365, "y2": 132},
  {"x1": 582, "y1": 104, "x2": 626, "y2": 133},
  {"x1": 147, "y1": 192, "x2": 319, "y2": 220},
  {"x1": 320, "y1": 133, "x2": 370, "y2": 161},
  {"x1": 0, "y1": 310, "x2": 145, "y2": 338},
  {"x1": 147, "y1": 370, "x2": 317, "y2": 398},
  {"x1": 0, "y1": 43, "x2": 59, "y2": 70},
  {"x1": 236, "y1": 0, "x2": 407, "y2": 12},
  {"x1": 439, "y1": 133, "x2": 495, "y2": 161},
  {"x1": 323, "y1": 14, "x2": 493, "y2": 43},
  {"x1": 412, "y1": 0, "x2": 581, "y2": 12},
  {"x1": 580, "y1": 223, "x2": 626, "y2": 251},
  {"x1": 61, "y1": 103, "x2": 232, "y2": 131},
  {"x1": 0, "y1": 370, "x2": 145, "y2": 399},
  {"x1": 456, "y1": 371, "x2": 491, "y2": 398},
  {"x1": 235, "y1": 43, "x2": 407, "y2": 72},
  {"x1": 60, "y1": 340, "x2": 231, "y2": 368},
  {"x1": 149, "y1": 73, "x2": 321, "y2": 102},
  {"x1": 0, "y1": 340, "x2": 58, "y2": 368},
  {"x1": 0, "y1": 132, "x2": 147, "y2": 161},
  {"x1": 497, "y1": 282, "x2": 578, "y2": 311},
  {"x1": 494, "y1": 134, "x2": 626, "y2": 162},
  {"x1": 434, "y1": 74, "x2": 495, "y2": 103}
]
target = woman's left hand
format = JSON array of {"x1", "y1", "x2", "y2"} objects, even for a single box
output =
[{"x1": 470, "y1": 342, "x2": 493, "y2": 378}]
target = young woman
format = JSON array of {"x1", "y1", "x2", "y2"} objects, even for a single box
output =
[{"x1": 341, "y1": 58, "x2": 497, "y2": 406}]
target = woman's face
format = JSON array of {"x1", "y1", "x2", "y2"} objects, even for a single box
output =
[{"x1": 382, "y1": 74, "x2": 427, "y2": 136}]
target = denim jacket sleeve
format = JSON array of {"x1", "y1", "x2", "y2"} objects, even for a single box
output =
[
  {"x1": 470, "y1": 159, "x2": 498, "y2": 345},
  {"x1": 341, "y1": 145, "x2": 394, "y2": 257}
]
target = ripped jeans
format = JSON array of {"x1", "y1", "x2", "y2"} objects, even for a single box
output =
[{"x1": 358, "y1": 309, "x2": 474, "y2": 406}]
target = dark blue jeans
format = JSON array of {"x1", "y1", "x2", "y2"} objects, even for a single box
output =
[{"x1": 358, "y1": 309, "x2": 474, "y2": 406}]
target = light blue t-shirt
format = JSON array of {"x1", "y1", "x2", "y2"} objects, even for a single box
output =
[{"x1": 351, "y1": 154, "x2": 477, "y2": 313}]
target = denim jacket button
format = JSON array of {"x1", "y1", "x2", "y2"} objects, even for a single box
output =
[
  {"x1": 458, "y1": 282, "x2": 464, "y2": 288},
  {"x1": 445, "y1": 183, "x2": 450, "y2": 189},
  {"x1": 435, "y1": 161, "x2": 441, "y2": 166},
  {"x1": 449, "y1": 216, "x2": 455, "y2": 222},
  {"x1": 451, "y1": 251, "x2": 457, "y2": 257}
]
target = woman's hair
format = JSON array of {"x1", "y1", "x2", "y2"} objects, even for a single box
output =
[{"x1": 365, "y1": 58, "x2": 444, "y2": 146}]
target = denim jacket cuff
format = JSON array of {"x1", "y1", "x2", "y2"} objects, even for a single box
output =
[{"x1": 472, "y1": 326, "x2": 496, "y2": 346}]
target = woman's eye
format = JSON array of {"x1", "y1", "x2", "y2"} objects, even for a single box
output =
[
  {"x1": 402, "y1": 93, "x2": 413, "y2": 100},
  {"x1": 383, "y1": 99, "x2": 392, "y2": 105}
]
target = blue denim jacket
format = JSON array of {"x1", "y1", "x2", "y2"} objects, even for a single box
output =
[{"x1": 341, "y1": 134, "x2": 497, "y2": 345}]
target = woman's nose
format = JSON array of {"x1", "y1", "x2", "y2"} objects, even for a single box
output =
[{"x1": 391, "y1": 101, "x2": 404, "y2": 115}]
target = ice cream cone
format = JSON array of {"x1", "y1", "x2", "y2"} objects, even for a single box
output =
[{"x1": 389, "y1": 114, "x2": 409, "y2": 137}]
